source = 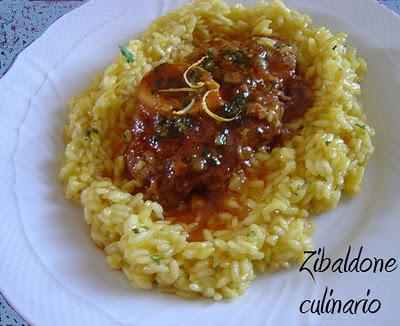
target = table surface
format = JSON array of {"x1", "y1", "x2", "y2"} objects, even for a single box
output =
[{"x1": 0, "y1": 0, "x2": 399, "y2": 325}]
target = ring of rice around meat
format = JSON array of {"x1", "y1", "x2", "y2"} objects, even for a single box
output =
[{"x1": 60, "y1": 0, "x2": 374, "y2": 300}]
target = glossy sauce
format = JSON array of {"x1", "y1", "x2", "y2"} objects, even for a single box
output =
[{"x1": 124, "y1": 36, "x2": 313, "y2": 239}]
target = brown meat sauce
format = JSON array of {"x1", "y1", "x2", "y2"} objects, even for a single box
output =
[{"x1": 124, "y1": 37, "x2": 313, "y2": 239}]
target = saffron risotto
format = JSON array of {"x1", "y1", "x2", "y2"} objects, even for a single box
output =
[{"x1": 60, "y1": 0, "x2": 374, "y2": 300}]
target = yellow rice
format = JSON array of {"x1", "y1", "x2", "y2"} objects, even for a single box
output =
[{"x1": 60, "y1": 0, "x2": 374, "y2": 300}]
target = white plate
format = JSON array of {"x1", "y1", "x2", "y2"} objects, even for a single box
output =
[{"x1": 1, "y1": 0, "x2": 400, "y2": 325}]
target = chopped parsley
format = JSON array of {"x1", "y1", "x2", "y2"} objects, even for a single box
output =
[
  {"x1": 247, "y1": 230, "x2": 256, "y2": 237},
  {"x1": 175, "y1": 115, "x2": 193, "y2": 133},
  {"x1": 223, "y1": 48, "x2": 248, "y2": 65},
  {"x1": 200, "y1": 49, "x2": 217, "y2": 72},
  {"x1": 151, "y1": 255, "x2": 162, "y2": 265},
  {"x1": 220, "y1": 92, "x2": 249, "y2": 118},
  {"x1": 150, "y1": 134, "x2": 160, "y2": 148},
  {"x1": 355, "y1": 123, "x2": 366, "y2": 129},
  {"x1": 118, "y1": 45, "x2": 135, "y2": 63},
  {"x1": 132, "y1": 226, "x2": 149, "y2": 234},
  {"x1": 273, "y1": 42, "x2": 282, "y2": 50},
  {"x1": 325, "y1": 140, "x2": 332, "y2": 145},
  {"x1": 203, "y1": 150, "x2": 221, "y2": 166},
  {"x1": 259, "y1": 56, "x2": 269, "y2": 71},
  {"x1": 210, "y1": 157, "x2": 221, "y2": 166},
  {"x1": 123, "y1": 130, "x2": 131, "y2": 141},
  {"x1": 84, "y1": 127, "x2": 99, "y2": 141},
  {"x1": 153, "y1": 114, "x2": 193, "y2": 139},
  {"x1": 214, "y1": 128, "x2": 229, "y2": 147},
  {"x1": 332, "y1": 45, "x2": 337, "y2": 50}
]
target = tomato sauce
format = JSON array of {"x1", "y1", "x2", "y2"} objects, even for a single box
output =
[{"x1": 124, "y1": 36, "x2": 313, "y2": 239}]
